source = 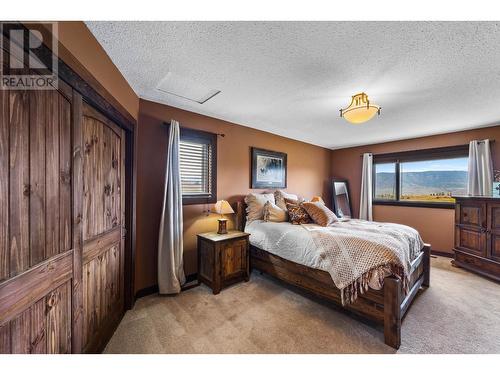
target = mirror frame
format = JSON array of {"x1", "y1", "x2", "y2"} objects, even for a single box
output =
[{"x1": 331, "y1": 178, "x2": 352, "y2": 218}]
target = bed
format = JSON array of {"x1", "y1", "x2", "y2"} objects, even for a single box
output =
[{"x1": 235, "y1": 201, "x2": 430, "y2": 349}]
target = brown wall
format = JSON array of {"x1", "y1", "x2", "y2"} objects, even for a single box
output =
[
  {"x1": 331, "y1": 125, "x2": 500, "y2": 254},
  {"x1": 136, "y1": 99, "x2": 332, "y2": 292},
  {"x1": 52, "y1": 22, "x2": 139, "y2": 120}
]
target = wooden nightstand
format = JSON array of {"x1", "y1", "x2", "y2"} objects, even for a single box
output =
[{"x1": 197, "y1": 230, "x2": 250, "y2": 294}]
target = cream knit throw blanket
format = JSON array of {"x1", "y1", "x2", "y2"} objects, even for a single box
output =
[{"x1": 303, "y1": 219, "x2": 424, "y2": 306}]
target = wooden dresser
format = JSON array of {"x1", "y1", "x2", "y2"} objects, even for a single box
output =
[{"x1": 453, "y1": 195, "x2": 500, "y2": 282}]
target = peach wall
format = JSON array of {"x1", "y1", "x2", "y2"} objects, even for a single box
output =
[
  {"x1": 331, "y1": 125, "x2": 500, "y2": 254},
  {"x1": 136, "y1": 99, "x2": 332, "y2": 292},
  {"x1": 52, "y1": 22, "x2": 139, "y2": 120},
  {"x1": 373, "y1": 206, "x2": 455, "y2": 252}
]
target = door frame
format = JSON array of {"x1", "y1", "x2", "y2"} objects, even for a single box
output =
[{"x1": 2, "y1": 23, "x2": 137, "y2": 350}]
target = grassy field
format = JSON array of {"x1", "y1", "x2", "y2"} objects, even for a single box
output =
[
  {"x1": 400, "y1": 195, "x2": 455, "y2": 202},
  {"x1": 374, "y1": 194, "x2": 456, "y2": 202}
]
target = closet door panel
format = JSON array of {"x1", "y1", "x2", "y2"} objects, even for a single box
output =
[
  {"x1": 46, "y1": 281, "x2": 72, "y2": 354},
  {"x1": 0, "y1": 279, "x2": 72, "y2": 354},
  {"x1": 59, "y1": 96, "x2": 72, "y2": 254},
  {"x1": 0, "y1": 83, "x2": 75, "y2": 354},
  {"x1": 82, "y1": 243, "x2": 121, "y2": 348},
  {"x1": 9, "y1": 90, "x2": 30, "y2": 277},
  {"x1": 27, "y1": 90, "x2": 72, "y2": 267},
  {"x1": 81, "y1": 102, "x2": 124, "y2": 353},
  {"x1": 10, "y1": 309, "x2": 31, "y2": 353},
  {"x1": 29, "y1": 90, "x2": 47, "y2": 266},
  {"x1": 45, "y1": 91, "x2": 60, "y2": 259},
  {"x1": 30, "y1": 297, "x2": 47, "y2": 354},
  {"x1": 71, "y1": 91, "x2": 84, "y2": 354}
]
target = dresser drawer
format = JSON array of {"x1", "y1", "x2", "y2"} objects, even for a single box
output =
[
  {"x1": 455, "y1": 225, "x2": 486, "y2": 257},
  {"x1": 454, "y1": 250, "x2": 500, "y2": 282},
  {"x1": 456, "y1": 201, "x2": 486, "y2": 228}
]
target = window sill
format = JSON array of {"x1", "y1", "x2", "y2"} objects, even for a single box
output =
[
  {"x1": 373, "y1": 200, "x2": 456, "y2": 209},
  {"x1": 182, "y1": 196, "x2": 217, "y2": 206}
]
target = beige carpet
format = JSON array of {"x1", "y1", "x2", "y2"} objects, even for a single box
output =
[{"x1": 105, "y1": 256, "x2": 500, "y2": 354}]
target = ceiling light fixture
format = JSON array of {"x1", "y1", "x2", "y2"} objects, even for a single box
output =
[{"x1": 340, "y1": 92, "x2": 381, "y2": 124}]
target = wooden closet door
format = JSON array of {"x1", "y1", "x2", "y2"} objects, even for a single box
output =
[
  {"x1": 0, "y1": 82, "x2": 74, "y2": 354},
  {"x1": 81, "y1": 102, "x2": 125, "y2": 353}
]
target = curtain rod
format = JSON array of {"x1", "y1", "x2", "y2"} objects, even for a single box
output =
[
  {"x1": 163, "y1": 121, "x2": 225, "y2": 137},
  {"x1": 359, "y1": 140, "x2": 495, "y2": 157}
]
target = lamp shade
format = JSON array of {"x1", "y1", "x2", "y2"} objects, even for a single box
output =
[{"x1": 213, "y1": 200, "x2": 234, "y2": 215}]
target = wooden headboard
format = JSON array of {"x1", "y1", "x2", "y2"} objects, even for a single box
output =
[{"x1": 235, "y1": 201, "x2": 247, "y2": 232}]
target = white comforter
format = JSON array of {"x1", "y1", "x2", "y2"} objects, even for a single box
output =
[
  {"x1": 245, "y1": 219, "x2": 418, "y2": 291},
  {"x1": 245, "y1": 220, "x2": 321, "y2": 269}
]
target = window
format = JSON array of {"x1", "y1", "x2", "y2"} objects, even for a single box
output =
[
  {"x1": 373, "y1": 145, "x2": 469, "y2": 208},
  {"x1": 374, "y1": 162, "x2": 396, "y2": 200},
  {"x1": 179, "y1": 127, "x2": 217, "y2": 205}
]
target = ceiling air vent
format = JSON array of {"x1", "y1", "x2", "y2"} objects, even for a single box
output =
[{"x1": 156, "y1": 72, "x2": 221, "y2": 104}]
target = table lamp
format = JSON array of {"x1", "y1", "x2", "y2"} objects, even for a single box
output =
[{"x1": 213, "y1": 200, "x2": 234, "y2": 234}]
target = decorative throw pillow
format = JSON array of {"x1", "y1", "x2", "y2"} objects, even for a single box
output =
[
  {"x1": 244, "y1": 193, "x2": 275, "y2": 222},
  {"x1": 302, "y1": 201, "x2": 338, "y2": 227},
  {"x1": 283, "y1": 197, "x2": 305, "y2": 206},
  {"x1": 285, "y1": 202, "x2": 312, "y2": 225},
  {"x1": 274, "y1": 190, "x2": 299, "y2": 211},
  {"x1": 263, "y1": 201, "x2": 287, "y2": 222}
]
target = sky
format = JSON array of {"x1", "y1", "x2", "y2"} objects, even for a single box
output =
[{"x1": 376, "y1": 157, "x2": 468, "y2": 173}]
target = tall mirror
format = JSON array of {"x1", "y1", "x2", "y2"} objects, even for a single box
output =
[{"x1": 332, "y1": 179, "x2": 352, "y2": 218}]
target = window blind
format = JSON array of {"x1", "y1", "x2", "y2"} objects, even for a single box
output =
[{"x1": 179, "y1": 140, "x2": 212, "y2": 196}]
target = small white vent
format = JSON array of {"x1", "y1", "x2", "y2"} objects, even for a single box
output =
[{"x1": 156, "y1": 72, "x2": 220, "y2": 104}]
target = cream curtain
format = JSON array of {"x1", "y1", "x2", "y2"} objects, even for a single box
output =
[
  {"x1": 158, "y1": 120, "x2": 186, "y2": 294},
  {"x1": 359, "y1": 153, "x2": 373, "y2": 221},
  {"x1": 467, "y1": 140, "x2": 493, "y2": 196}
]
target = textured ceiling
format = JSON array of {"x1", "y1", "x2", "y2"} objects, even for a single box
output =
[{"x1": 86, "y1": 21, "x2": 500, "y2": 149}]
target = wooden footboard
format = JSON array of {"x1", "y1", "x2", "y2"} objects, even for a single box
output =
[{"x1": 384, "y1": 244, "x2": 430, "y2": 348}]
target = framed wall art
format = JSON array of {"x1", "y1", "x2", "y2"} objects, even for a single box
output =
[{"x1": 251, "y1": 147, "x2": 287, "y2": 189}]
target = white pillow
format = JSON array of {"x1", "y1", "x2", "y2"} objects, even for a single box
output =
[
  {"x1": 263, "y1": 201, "x2": 287, "y2": 222},
  {"x1": 244, "y1": 193, "x2": 275, "y2": 222},
  {"x1": 274, "y1": 190, "x2": 299, "y2": 211}
]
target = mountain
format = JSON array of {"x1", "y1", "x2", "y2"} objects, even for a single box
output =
[{"x1": 376, "y1": 170, "x2": 468, "y2": 195}]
